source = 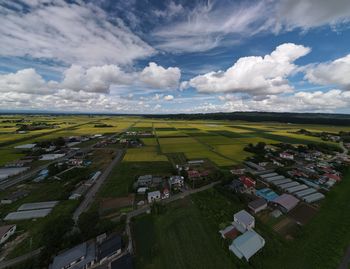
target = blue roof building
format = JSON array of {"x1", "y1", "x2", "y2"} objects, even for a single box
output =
[{"x1": 256, "y1": 188, "x2": 279, "y2": 201}]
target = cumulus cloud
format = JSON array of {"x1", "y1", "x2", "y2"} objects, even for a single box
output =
[
  {"x1": 186, "y1": 43, "x2": 310, "y2": 95},
  {"x1": 305, "y1": 54, "x2": 350, "y2": 90},
  {"x1": 141, "y1": 62, "x2": 181, "y2": 89},
  {"x1": 0, "y1": 0, "x2": 154, "y2": 66},
  {"x1": 61, "y1": 65, "x2": 132, "y2": 93},
  {"x1": 163, "y1": 95, "x2": 174, "y2": 101},
  {"x1": 0, "y1": 68, "x2": 53, "y2": 94}
]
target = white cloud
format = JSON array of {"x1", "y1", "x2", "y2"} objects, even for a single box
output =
[
  {"x1": 140, "y1": 62, "x2": 181, "y2": 89},
  {"x1": 61, "y1": 65, "x2": 132, "y2": 93},
  {"x1": 0, "y1": 0, "x2": 154, "y2": 66},
  {"x1": 186, "y1": 43, "x2": 310, "y2": 95},
  {"x1": 0, "y1": 68, "x2": 53, "y2": 94},
  {"x1": 275, "y1": 0, "x2": 350, "y2": 31},
  {"x1": 305, "y1": 54, "x2": 350, "y2": 90},
  {"x1": 163, "y1": 95, "x2": 174, "y2": 101}
]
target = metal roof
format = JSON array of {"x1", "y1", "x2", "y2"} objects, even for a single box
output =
[
  {"x1": 294, "y1": 188, "x2": 317, "y2": 198},
  {"x1": 260, "y1": 173, "x2": 278, "y2": 178},
  {"x1": 256, "y1": 188, "x2": 279, "y2": 201},
  {"x1": 303, "y1": 192, "x2": 325, "y2": 203},
  {"x1": 264, "y1": 175, "x2": 285, "y2": 182},
  {"x1": 286, "y1": 184, "x2": 308, "y2": 193},
  {"x1": 273, "y1": 194, "x2": 299, "y2": 212},
  {"x1": 4, "y1": 208, "x2": 52, "y2": 220},
  {"x1": 229, "y1": 230, "x2": 265, "y2": 261},
  {"x1": 234, "y1": 210, "x2": 254, "y2": 226},
  {"x1": 272, "y1": 178, "x2": 292, "y2": 186},
  {"x1": 278, "y1": 181, "x2": 299, "y2": 189},
  {"x1": 248, "y1": 198, "x2": 267, "y2": 209},
  {"x1": 18, "y1": 201, "x2": 58, "y2": 211}
]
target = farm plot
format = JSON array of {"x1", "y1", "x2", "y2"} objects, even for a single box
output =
[
  {"x1": 123, "y1": 146, "x2": 168, "y2": 162},
  {"x1": 133, "y1": 197, "x2": 236, "y2": 269}
]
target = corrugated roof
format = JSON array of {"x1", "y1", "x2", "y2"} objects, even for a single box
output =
[
  {"x1": 273, "y1": 194, "x2": 299, "y2": 212},
  {"x1": 248, "y1": 198, "x2": 267, "y2": 210},
  {"x1": 4, "y1": 208, "x2": 52, "y2": 220},
  {"x1": 303, "y1": 192, "x2": 325, "y2": 203},
  {"x1": 295, "y1": 188, "x2": 317, "y2": 198},
  {"x1": 18, "y1": 201, "x2": 58, "y2": 211},
  {"x1": 286, "y1": 184, "x2": 308, "y2": 193},
  {"x1": 234, "y1": 210, "x2": 254, "y2": 226}
]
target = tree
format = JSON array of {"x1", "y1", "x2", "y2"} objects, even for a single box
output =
[{"x1": 77, "y1": 210, "x2": 99, "y2": 240}]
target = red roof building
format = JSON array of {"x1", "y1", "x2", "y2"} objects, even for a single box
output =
[
  {"x1": 239, "y1": 176, "x2": 256, "y2": 188},
  {"x1": 324, "y1": 173, "x2": 341, "y2": 181}
]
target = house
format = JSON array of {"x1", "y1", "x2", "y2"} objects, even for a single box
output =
[
  {"x1": 272, "y1": 194, "x2": 299, "y2": 213},
  {"x1": 229, "y1": 230, "x2": 265, "y2": 261},
  {"x1": 239, "y1": 176, "x2": 256, "y2": 189},
  {"x1": 137, "y1": 187, "x2": 148, "y2": 194},
  {"x1": 137, "y1": 175, "x2": 153, "y2": 186},
  {"x1": 187, "y1": 170, "x2": 201, "y2": 180},
  {"x1": 168, "y1": 175, "x2": 184, "y2": 189},
  {"x1": 162, "y1": 188, "x2": 170, "y2": 199},
  {"x1": 0, "y1": 225, "x2": 16, "y2": 244},
  {"x1": 148, "y1": 191, "x2": 161, "y2": 203},
  {"x1": 50, "y1": 241, "x2": 96, "y2": 269},
  {"x1": 233, "y1": 210, "x2": 255, "y2": 233},
  {"x1": 97, "y1": 234, "x2": 122, "y2": 263},
  {"x1": 230, "y1": 168, "x2": 246, "y2": 175},
  {"x1": 227, "y1": 179, "x2": 244, "y2": 193},
  {"x1": 219, "y1": 225, "x2": 239, "y2": 240},
  {"x1": 280, "y1": 152, "x2": 294, "y2": 160},
  {"x1": 1, "y1": 190, "x2": 29, "y2": 204},
  {"x1": 248, "y1": 198, "x2": 267, "y2": 214},
  {"x1": 110, "y1": 254, "x2": 133, "y2": 269},
  {"x1": 323, "y1": 173, "x2": 341, "y2": 182}
]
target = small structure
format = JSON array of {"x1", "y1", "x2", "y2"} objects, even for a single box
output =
[
  {"x1": 272, "y1": 194, "x2": 299, "y2": 213},
  {"x1": 98, "y1": 234, "x2": 122, "y2": 263},
  {"x1": 137, "y1": 187, "x2": 148, "y2": 194},
  {"x1": 137, "y1": 175, "x2": 152, "y2": 186},
  {"x1": 279, "y1": 152, "x2": 294, "y2": 160},
  {"x1": 50, "y1": 241, "x2": 96, "y2": 269},
  {"x1": 168, "y1": 175, "x2": 184, "y2": 189},
  {"x1": 229, "y1": 230, "x2": 265, "y2": 261},
  {"x1": 0, "y1": 225, "x2": 16, "y2": 244},
  {"x1": 148, "y1": 191, "x2": 161, "y2": 203},
  {"x1": 0, "y1": 167, "x2": 30, "y2": 180},
  {"x1": 162, "y1": 188, "x2": 170, "y2": 199},
  {"x1": 14, "y1": 143, "x2": 36, "y2": 149},
  {"x1": 233, "y1": 210, "x2": 255, "y2": 233},
  {"x1": 239, "y1": 176, "x2": 256, "y2": 189},
  {"x1": 219, "y1": 225, "x2": 239, "y2": 240},
  {"x1": 303, "y1": 192, "x2": 325, "y2": 203},
  {"x1": 248, "y1": 198, "x2": 267, "y2": 214},
  {"x1": 40, "y1": 153, "x2": 65, "y2": 161}
]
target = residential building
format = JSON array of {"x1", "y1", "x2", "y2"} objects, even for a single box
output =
[
  {"x1": 0, "y1": 225, "x2": 16, "y2": 244},
  {"x1": 148, "y1": 191, "x2": 161, "y2": 203},
  {"x1": 227, "y1": 179, "x2": 244, "y2": 193},
  {"x1": 233, "y1": 210, "x2": 255, "y2": 233},
  {"x1": 280, "y1": 152, "x2": 294, "y2": 160},
  {"x1": 97, "y1": 234, "x2": 122, "y2": 264},
  {"x1": 219, "y1": 225, "x2": 239, "y2": 240},
  {"x1": 248, "y1": 198, "x2": 267, "y2": 214},
  {"x1": 137, "y1": 175, "x2": 152, "y2": 186},
  {"x1": 229, "y1": 230, "x2": 265, "y2": 261},
  {"x1": 168, "y1": 175, "x2": 184, "y2": 189},
  {"x1": 50, "y1": 241, "x2": 96, "y2": 269}
]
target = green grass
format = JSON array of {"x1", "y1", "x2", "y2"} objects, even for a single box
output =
[
  {"x1": 98, "y1": 161, "x2": 173, "y2": 198},
  {"x1": 123, "y1": 147, "x2": 168, "y2": 162},
  {"x1": 133, "y1": 197, "x2": 237, "y2": 269}
]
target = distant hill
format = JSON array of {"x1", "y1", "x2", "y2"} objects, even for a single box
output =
[{"x1": 144, "y1": 112, "x2": 350, "y2": 126}]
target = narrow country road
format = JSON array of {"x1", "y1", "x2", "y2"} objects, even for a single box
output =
[{"x1": 73, "y1": 149, "x2": 125, "y2": 221}]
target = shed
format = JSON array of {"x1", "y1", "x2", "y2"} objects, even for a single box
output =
[
  {"x1": 260, "y1": 172, "x2": 278, "y2": 179},
  {"x1": 294, "y1": 188, "x2": 317, "y2": 198},
  {"x1": 264, "y1": 175, "x2": 285, "y2": 182},
  {"x1": 303, "y1": 192, "x2": 325, "y2": 203},
  {"x1": 278, "y1": 181, "x2": 299, "y2": 189},
  {"x1": 272, "y1": 178, "x2": 292, "y2": 186},
  {"x1": 285, "y1": 184, "x2": 308, "y2": 193}
]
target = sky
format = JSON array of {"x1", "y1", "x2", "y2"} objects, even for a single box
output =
[{"x1": 1, "y1": 0, "x2": 350, "y2": 114}]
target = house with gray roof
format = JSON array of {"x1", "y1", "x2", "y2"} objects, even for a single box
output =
[
  {"x1": 50, "y1": 241, "x2": 96, "y2": 269},
  {"x1": 233, "y1": 210, "x2": 255, "y2": 233}
]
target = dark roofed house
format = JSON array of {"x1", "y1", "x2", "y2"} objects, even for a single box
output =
[
  {"x1": 98, "y1": 234, "x2": 122, "y2": 263},
  {"x1": 110, "y1": 254, "x2": 133, "y2": 269},
  {"x1": 248, "y1": 198, "x2": 267, "y2": 214},
  {"x1": 227, "y1": 179, "x2": 244, "y2": 193},
  {"x1": 50, "y1": 241, "x2": 96, "y2": 269}
]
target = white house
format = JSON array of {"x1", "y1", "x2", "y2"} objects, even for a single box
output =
[
  {"x1": 233, "y1": 210, "x2": 255, "y2": 233},
  {"x1": 279, "y1": 152, "x2": 294, "y2": 160},
  {"x1": 0, "y1": 225, "x2": 16, "y2": 244},
  {"x1": 168, "y1": 175, "x2": 184, "y2": 189},
  {"x1": 148, "y1": 191, "x2": 161, "y2": 203}
]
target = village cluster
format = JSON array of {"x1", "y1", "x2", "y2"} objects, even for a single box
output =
[{"x1": 219, "y1": 142, "x2": 349, "y2": 261}]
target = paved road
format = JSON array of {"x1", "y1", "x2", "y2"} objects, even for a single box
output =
[
  {"x1": 73, "y1": 149, "x2": 125, "y2": 221},
  {"x1": 0, "y1": 248, "x2": 42, "y2": 269}
]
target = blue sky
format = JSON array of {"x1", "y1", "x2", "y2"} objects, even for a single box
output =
[{"x1": 0, "y1": 0, "x2": 350, "y2": 114}]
